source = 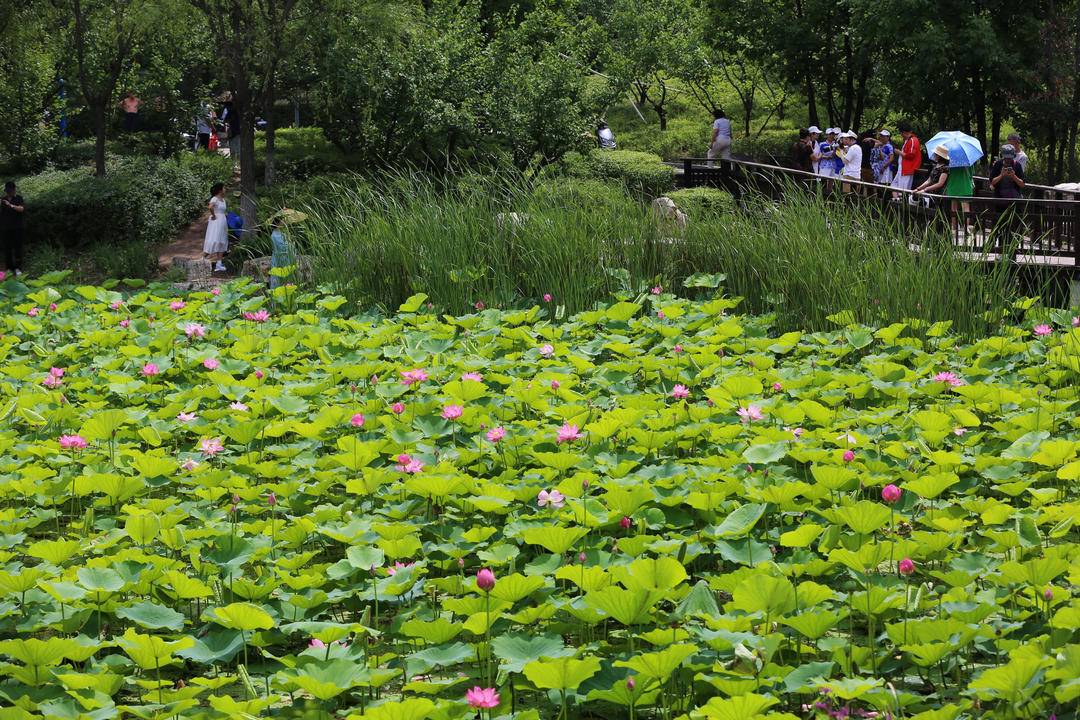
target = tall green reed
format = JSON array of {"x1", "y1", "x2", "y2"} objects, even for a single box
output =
[{"x1": 292, "y1": 169, "x2": 1048, "y2": 336}]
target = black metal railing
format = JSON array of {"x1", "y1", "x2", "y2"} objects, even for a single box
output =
[{"x1": 679, "y1": 157, "x2": 1080, "y2": 268}]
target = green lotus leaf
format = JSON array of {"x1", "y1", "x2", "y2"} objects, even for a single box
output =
[
  {"x1": 729, "y1": 574, "x2": 796, "y2": 617},
  {"x1": 522, "y1": 655, "x2": 601, "y2": 691},
  {"x1": 521, "y1": 526, "x2": 589, "y2": 555},
  {"x1": 117, "y1": 628, "x2": 194, "y2": 670},
  {"x1": 689, "y1": 692, "x2": 779, "y2": 719},
  {"x1": 115, "y1": 601, "x2": 186, "y2": 631},
  {"x1": 491, "y1": 633, "x2": 573, "y2": 673},
  {"x1": 201, "y1": 602, "x2": 274, "y2": 631},
  {"x1": 585, "y1": 586, "x2": 665, "y2": 626},
  {"x1": 713, "y1": 503, "x2": 766, "y2": 538},
  {"x1": 614, "y1": 643, "x2": 697, "y2": 683}
]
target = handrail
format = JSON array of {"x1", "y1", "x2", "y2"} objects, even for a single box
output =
[{"x1": 680, "y1": 157, "x2": 1080, "y2": 206}]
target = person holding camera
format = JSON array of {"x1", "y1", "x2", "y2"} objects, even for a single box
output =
[
  {"x1": 989, "y1": 144, "x2": 1025, "y2": 199},
  {"x1": 0, "y1": 181, "x2": 25, "y2": 276}
]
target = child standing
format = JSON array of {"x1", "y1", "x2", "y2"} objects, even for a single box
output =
[{"x1": 202, "y1": 183, "x2": 228, "y2": 273}]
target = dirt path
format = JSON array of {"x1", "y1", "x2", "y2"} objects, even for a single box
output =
[{"x1": 157, "y1": 149, "x2": 239, "y2": 289}]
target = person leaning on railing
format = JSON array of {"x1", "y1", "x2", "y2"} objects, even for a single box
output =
[{"x1": 989, "y1": 144, "x2": 1025, "y2": 199}]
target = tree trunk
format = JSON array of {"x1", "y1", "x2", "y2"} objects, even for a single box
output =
[
  {"x1": 656, "y1": 106, "x2": 668, "y2": 131},
  {"x1": 264, "y1": 73, "x2": 276, "y2": 187},
  {"x1": 805, "y1": 72, "x2": 818, "y2": 128},
  {"x1": 92, "y1": 103, "x2": 108, "y2": 177},
  {"x1": 990, "y1": 104, "x2": 1001, "y2": 160},
  {"x1": 973, "y1": 70, "x2": 986, "y2": 157},
  {"x1": 234, "y1": 80, "x2": 258, "y2": 232},
  {"x1": 742, "y1": 91, "x2": 754, "y2": 136}
]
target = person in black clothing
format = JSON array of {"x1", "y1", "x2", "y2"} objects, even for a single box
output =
[
  {"x1": 989, "y1": 144, "x2": 1025, "y2": 199},
  {"x1": 791, "y1": 129, "x2": 814, "y2": 173},
  {"x1": 0, "y1": 182, "x2": 25, "y2": 275},
  {"x1": 219, "y1": 92, "x2": 241, "y2": 161}
]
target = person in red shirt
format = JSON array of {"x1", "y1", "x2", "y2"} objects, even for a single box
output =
[{"x1": 890, "y1": 120, "x2": 921, "y2": 200}]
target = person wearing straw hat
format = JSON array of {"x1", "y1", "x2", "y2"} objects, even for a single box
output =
[
  {"x1": 268, "y1": 208, "x2": 307, "y2": 289},
  {"x1": 913, "y1": 144, "x2": 951, "y2": 196}
]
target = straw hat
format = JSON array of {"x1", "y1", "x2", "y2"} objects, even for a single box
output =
[
  {"x1": 932, "y1": 144, "x2": 950, "y2": 161},
  {"x1": 270, "y1": 207, "x2": 308, "y2": 225}
]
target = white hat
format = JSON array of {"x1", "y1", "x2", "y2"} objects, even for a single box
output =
[
  {"x1": 841, "y1": 130, "x2": 857, "y2": 139},
  {"x1": 808, "y1": 125, "x2": 822, "y2": 135},
  {"x1": 879, "y1": 129, "x2": 891, "y2": 137},
  {"x1": 826, "y1": 127, "x2": 838, "y2": 135}
]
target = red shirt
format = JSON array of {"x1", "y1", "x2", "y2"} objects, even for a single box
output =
[{"x1": 900, "y1": 135, "x2": 922, "y2": 175}]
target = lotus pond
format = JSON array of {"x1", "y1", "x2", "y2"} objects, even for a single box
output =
[{"x1": 1, "y1": 276, "x2": 1079, "y2": 720}]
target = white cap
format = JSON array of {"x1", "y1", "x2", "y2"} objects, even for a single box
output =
[
  {"x1": 841, "y1": 130, "x2": 857, "y2": 139},
  {"x1": 879, "y1": 129, "x2": 891, "y2": 136},
  {"x1": 808, "y1": 125, "x2": 822, "y2": 135}
]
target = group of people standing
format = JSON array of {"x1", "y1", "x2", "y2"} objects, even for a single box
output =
[{"x1": 792, "y1": 123, "x2": 1030, "y2": 200}]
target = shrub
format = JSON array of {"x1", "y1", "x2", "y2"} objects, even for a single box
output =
[
  {"x1": 528, "y1": 177, "x2": 634, "y2": 212},
  {"x1": 15, "y1": 153, "x2": 231, "y2": 250},
  {"x1": 666, "y1": 187, "x2": 737, "y2": 219},
  {"x1": 617, "y1": 118, "x2": 709, "y2": 161},
  {"x1": 562, "y1": 149, "x2": 674, "y2": 199}
]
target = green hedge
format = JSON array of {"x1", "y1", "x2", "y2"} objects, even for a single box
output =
[
  {"x1": 16, "y1": 153, "x2": 231, "y2": 250},
  {"x1": 562, "y1": 149, "x2": 675, "y2": 199},
  {"x1": 667, "y1": 187, "x2": 737, "y2": 219},
  {"x1": 617, "y1": 118, "x2": 709, "y2": 162}
]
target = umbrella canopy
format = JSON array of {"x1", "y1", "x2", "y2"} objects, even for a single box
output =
[{"x1": 925, "y1": 131, "x2": 983, "y2": 168}]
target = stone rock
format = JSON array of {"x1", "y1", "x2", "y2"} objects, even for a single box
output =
[{"x1": 651, "y1": 196, "x2": 688, "y2": 230}]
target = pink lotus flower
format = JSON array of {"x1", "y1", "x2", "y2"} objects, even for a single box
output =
[
  {"x1": 177, "y1": 412, "x2": 198, "y2": 423},
  {"x1": 50, "y1": 367, "x2": 64, "y2": 378},
  {"x1": 230, "y1": 401, "x2": 249, "y2": 411},
  {"x1": 254, "y1": 369, "x2": 264, "y2": 380},
  {"x1": 243, "y1": 309, "x2": 270, "y2": 322},
  {"x1": 486, "y1": 426, "x2": 506, "y2": 442},
  {"x1": 461, "y1": 372, "x2": 483, "y2": 382},
  {"x1": 671, "y1": 384, "x2": 689, "y2": 400},
  {"x1": 772, "y1": 382, "x2": 783, "y2": 392},
  {"x1": 387, "y1": 561, "x2": 414, "y2": 576},
  {"x1": 789, "y1": 426, "x2": 805, "y2": 439},
  {"x1": 48, "y1": 303, "x2": 57, "y2": 312},
  {"x1": 1044, "y1": 587, "x2": 1054, "y2": 601},
  {"x1": 933, "y1": 371, "x2": 963, "y2": 387},
  {"x1": 170, "y1": 300, "x2": 186, "y2": 311},
  {"x1": 185, "y1": 323, "x2": 206, "y2": 338},
  {"x1": 395, "y1": 454, "x2": 424, "y2": 473},
  {"x1": 881, "y1": 484, "x2": 902, "y2": 504},
  {"x1": 537, "y1": 489, "x2": 565, "y2": 508},
  {"x1": 651, "y1": 286, "x2": 662, "y2": 295},
  {"x1": 556, "y1": 423, "x2": 582, "y2": 444},
  {"x1": 539, "y1": 344, "x2": 554, "y2": 357},
  {"x1": 1034, "y1": 324, "x2": 1053, "y2": 337},
  {"x1": 202, "y1": 358, "x2": 219, "y2": 370},
  {"x1": 181, "y1": 459, "x2": 199, "y2": 471},
  {"x1": 42, "y1": 374, "x2": 62, "y2": 389},
  {"x1": 842, "y1": 449, "x2": 855, "y2": 463},
  {"x1": 199, "y1": 437, "x2": 224, "y2": 456},
  {"x1": 953, "y1": 426, "x2": 967, "y2": 436},
  {"x1": 0, "y1": 270, "x2": 6, "y2": 281},
  {"x1": 267, "y1": 492, "x2": 277, "y2": 506},
  {"x1": 475, "y1": 568, "x2": 496, "y2": 592},
  {"x1": 620, "y1": 516, "x2": 632, "y2": 529},
  {"x1": 550, "y1": 380, "x2": 560, "y2": 390},
  {"x1": 119, "y1": 319, "x2": 130, "y2": 328},
  {"x1": 211, "y1": 287, "x2": 221, "y2": 296},
  {"x1": 350, "y1": 413, "x2": 365, "y2": 427},
  {"x1": 657, "y1": 311, "x2": 665, "y2": 319},
  {"x1": 674, "y1": 344, "x2": 683, "y2": 353},
  {"x1": 627, "y1": 676, "x2": 636, "y2": 690},
  {"x1": 1073, "y1": 316, "x2": 1079, "y2": 328},
  {"x1": 474, "y1": 301, "x2": 485, "y2": 310},
  {"x1": 59, "y1": 434, "x2": 88, "y2": 450},
  {"x1": 391, "y1": 402, "x2": 406, "y2": 415},
  {"x1": 466, "y1": 686, "x2": 500, "y2": 709},
  {"x1": 142, "y1": 363, "x2": 160, "y2": 377},
  {"x1": 441, "y1": 404, "x2": 464, "y2": 421},
  {"x1": 736, "y1": 405, "x2": 764, "y2": 423},
  {"x1": 400, "y1": 369, "x2": 428, "y2": 386},
  {"x1": 543, "y1": 293, "x2": 553, "y2": 302},
  {"x1": 27, "y1": 307, "x2": 38, "y2": 317},
  {"x1": 309, "y1": 638, "x2": 327, "y2": 649},
  {"x1": 110, "y1": 300, "x2": 123, "y2": 310},
  {"x1": 898, "y1": 558, "x2": 915, "y2": 576}
]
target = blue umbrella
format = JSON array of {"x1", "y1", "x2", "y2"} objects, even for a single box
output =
[{"x1": 925, "y1": 131, "x2": 983, "y2": 168}]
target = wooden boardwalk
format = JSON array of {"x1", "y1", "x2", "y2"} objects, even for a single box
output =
[{"x1": 676, "y1": 157, "x2": 1080, "y2": 273}]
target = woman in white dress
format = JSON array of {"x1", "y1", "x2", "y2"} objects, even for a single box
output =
[{"x1": 202, "y1": 183, "x2": 228, "y2": 272}]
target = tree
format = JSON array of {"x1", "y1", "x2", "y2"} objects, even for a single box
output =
[
  {"x1": 53, "y1": 0, "x2": 146, "y2": 177},
  {"x1": 188, "y1": 0, "x2": 304, "y2": 230},
  {"x1": 602, "y1": 0, "x2": 692, "y2": 130},
  {"x1": 0, "y1": 3, "x2": 61, "y2": 171}
]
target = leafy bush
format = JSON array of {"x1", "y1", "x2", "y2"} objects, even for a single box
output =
[
  {"x1": 528, "y1": 177, "x2": 634, "y2": 212},
  {"x1": 617, "y1": 118, "x2": 710, "y2": 161},
  {"x1": 666, "y1": 187, "x2": 737, "y2": 218},
  {"x1": 15, "y1": 153, "x2": 231, "y2": 250},
  {"x1": 562, "y1": 149, "x2": 675, "y2": 199},
  {"x1": 254, "y1": 128, "x2": 360, "y2": 184}
]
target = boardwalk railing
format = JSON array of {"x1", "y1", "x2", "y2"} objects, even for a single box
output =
[{"x1": 679, "y1": 157, "x2": 1080, "y2": 270}]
